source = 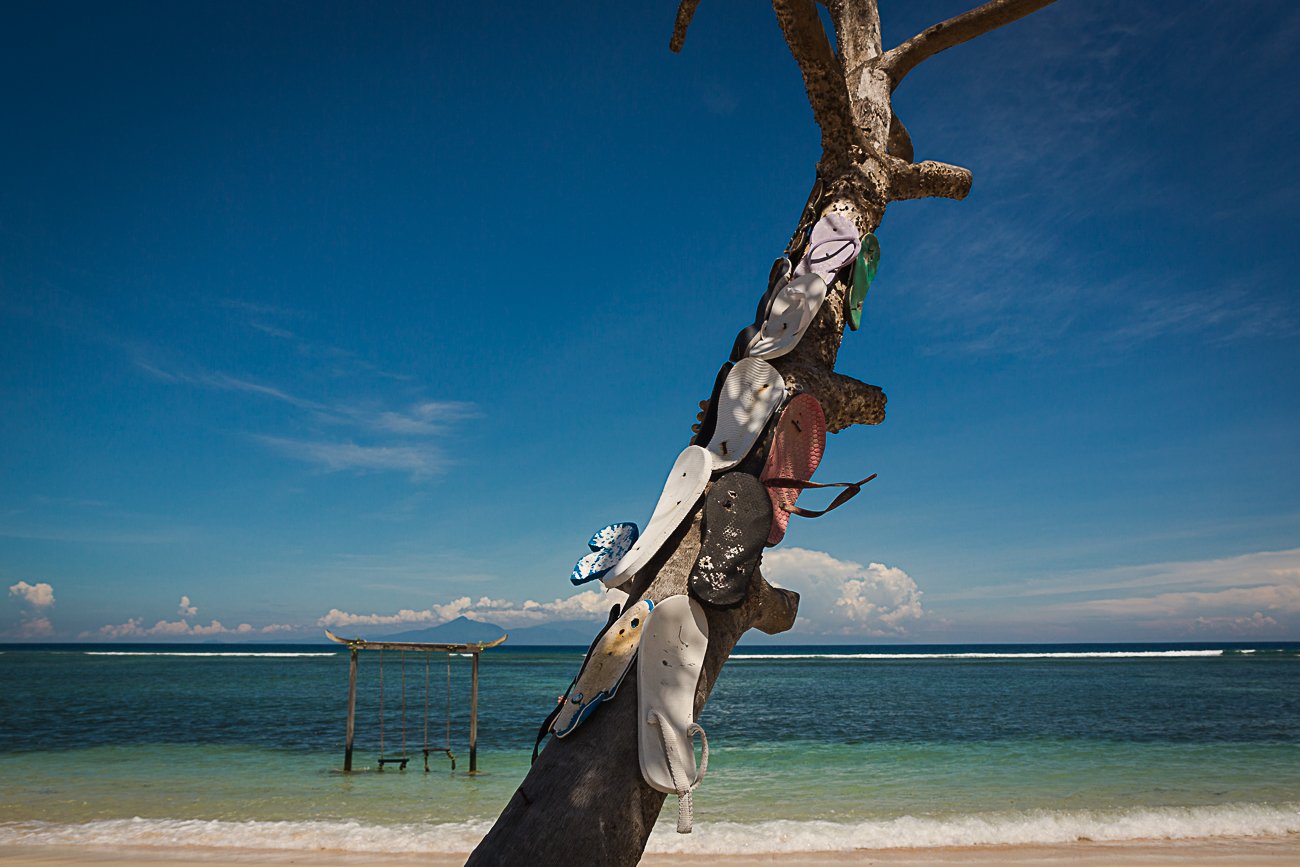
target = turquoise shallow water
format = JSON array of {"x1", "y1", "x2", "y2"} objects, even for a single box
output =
[{"x1": 1, "y1": 643, "x2": 1298, "y2": 853}]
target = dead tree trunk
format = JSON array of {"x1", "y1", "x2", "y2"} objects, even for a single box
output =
[{"x1": 468, "y1": 1, "x2": 1057, "y2": 864}]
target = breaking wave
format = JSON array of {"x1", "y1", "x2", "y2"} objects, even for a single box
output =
[
  {"x1": 82, "y1": 652, "x2": 335, "y2": 658},
  {"x1": 731, "y1": 650, "x2": 1228, "y2": 660},
  {"x1": 2, "y1": 804, "x2": 1297, "y2": 854}
]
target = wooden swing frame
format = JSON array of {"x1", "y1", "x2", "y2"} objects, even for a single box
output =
[{"x1": 325, "y1": 629, "x2": 507, "y2": 774}]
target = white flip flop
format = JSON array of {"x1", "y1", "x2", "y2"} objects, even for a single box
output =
[
  {"x1": 602, "y1": 446, "x2": 712, "y2": 590},
  {"x1": 638, "y1": 594, "x2": 709, "y2": 834},
  {"x1": 746, "y1": 273, "x2": 828, "y2": 360},
  {"x1": 793, "y1": 211, "x2": 860, "y2": 281},
  {"x1": 551, "y1": 599, "x2": 654, "y2": 737},
  {"x1": 702, "y1": 358, "x2": 787, "y2": 471}
]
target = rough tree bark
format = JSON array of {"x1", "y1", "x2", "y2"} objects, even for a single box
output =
[{"x1": 468, "y1": 1, "x2": 1056, "y2": 864}]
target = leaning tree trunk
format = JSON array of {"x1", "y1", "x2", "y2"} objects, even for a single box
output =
[{"x1": 468, "y1": 1, "x2": 1056, "y2": 864}]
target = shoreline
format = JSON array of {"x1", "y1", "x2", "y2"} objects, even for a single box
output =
[{"x1": 1, "y1": 838, "x2": 1297, "y2": 867}]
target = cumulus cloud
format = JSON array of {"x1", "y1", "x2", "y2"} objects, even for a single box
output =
[
  {"x1": 763, "y1": 548, "x2": 924, "y2": 636},
  {"x1": 88, "y1": 602, "x2": 304, "y2": 639},
  {"x1": 8, "y1": 581, "x2": 55, "y2": 607},
  {"x1": 92, "y1": 618, "x2": 243, "y2": 638},
  {"x1": 1193, "y1": 612, "x2": 1279, "y2": 634},
  {"x1": 18, "y1": 616, "x2": 53, "y2": 638},
  {"x1": 318, "y1": 589, "x2": 624, "y2": 630}
]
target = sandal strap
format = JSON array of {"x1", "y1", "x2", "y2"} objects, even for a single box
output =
[
  {"x1": 650, "y1": 710, "x2": 709, "y2": 833},
  {"x1": 762, "y1": 473, "x2": 877, "y2": 518}
]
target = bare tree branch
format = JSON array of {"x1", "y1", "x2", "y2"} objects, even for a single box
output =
[
  {"x1": 887, "y1": 114, "x2": 914, "y2": 163},
  {"x1": 826, "y1": 0, "x2": 882, "y2": 72},
  {"x1": 779, "y1": 363, "x2": 887, "y2": 431},
  {"x1": 888, "y1": 157, "x2": 973, "y2": 202},
  {"x1": 669, "y1": 0, "x2": 702, "y2": 53},
  {"x1": 751, "y1": 571, "x2": 800, "y2": 634},
  {"x1": 772, "y1": 0, "x2": 855, "y2": 154},
  {"x1": 881, "y1": 0, "x2": 1057, "y2": 90},
  {"x1": 826, "y1": 0, "x2": 892, "y2": 151}
]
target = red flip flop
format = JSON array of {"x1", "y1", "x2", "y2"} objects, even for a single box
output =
[{"x1": 759, "y1": 394, "x2": 827, "y2": 545}]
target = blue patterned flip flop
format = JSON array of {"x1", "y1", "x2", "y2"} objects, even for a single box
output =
[{"x1": 571, "y1": 522, "x2": 640, "y2": 585}]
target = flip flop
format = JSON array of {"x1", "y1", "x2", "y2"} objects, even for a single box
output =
[
  {"x1": 847, "y1": 232, "x2": 880, "y2": 332},
  {"x1": 688, "y1": 472, "x2": 772, "y2": 608},
  {"x1": 729, "y1": 257, "x2": 793, "y2": 363},
  {"x1": 759, "y1": 394, "x2": 827, "y2": 545},
  {"x1": 638, "y1": 595, "x2": 710, "y2": 834},
  {"x1": 702, "y1": 358, "x2": 787, "y2": 471},
  {"x1": 602, "y1": 446, "x2": 712, "y2": 590},
  {"x1": 550, "y1": 599, "x2": 654, "y2": 738},
  {"x1": 746, "y1": 273, "x2": 828, "y2": 360},
  {"x1": 690, "y1": 362, "x2": 733, "y2": 446},
  {"x1": 793, "y1": 212, "x2": 860, "y2": 281},
  {"x1": 571, "y1": 522, "x2": 640, "y2": 585}
]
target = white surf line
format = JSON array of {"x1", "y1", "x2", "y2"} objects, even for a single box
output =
[
  {"x1": 730, "y1": 650, "x2": 1228, "y2": 660},
  {"x1": 83, "y1": 651, "x2": 336, "y2": 657}
]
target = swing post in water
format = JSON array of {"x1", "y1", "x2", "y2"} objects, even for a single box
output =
[{"x1": 324, "y1": 629, "x2": 507, "y2": 774}]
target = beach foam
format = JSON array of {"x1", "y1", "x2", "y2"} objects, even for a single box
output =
[
  {"x1": 731, "y1": 650, "x2": 1227, "y2": 660},
  {"x1": 82, "y1": 652, "x2": 336, "y2": 658},
  {"x1": 2, "y1": 804, "x2": 1297, "y2": 854}
]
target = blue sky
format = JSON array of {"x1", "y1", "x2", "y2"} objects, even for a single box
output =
[{"x1": 2, "y1": 0, "x2": 1297, "y2": 643}]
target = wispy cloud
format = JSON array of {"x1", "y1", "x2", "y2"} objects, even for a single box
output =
[
  {"x1": 929, "y1": 548, "x2": 1300, "y2": 639},
  {"x1": 134, "y1": 360, "x2": 475, "y2": 480},
  {"x1": 253, "y1": 436, "x2": 450, "y2": 477}
]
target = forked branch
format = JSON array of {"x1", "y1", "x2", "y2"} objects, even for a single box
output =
[
  {"x1": 771, "y1": 0, "x2": 855, "y2": 154},
  {"x1": 882, "y1": 0, "x2": 1057, "y2": 90}
]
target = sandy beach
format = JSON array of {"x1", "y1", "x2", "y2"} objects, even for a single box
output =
[{"x1": 1, "y1": 839, "x2": 1298, "y2": 867}]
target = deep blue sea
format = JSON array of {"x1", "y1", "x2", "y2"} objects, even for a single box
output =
[{"x1": 1, "y1": 642, "x2": 1298, "y2": 855}]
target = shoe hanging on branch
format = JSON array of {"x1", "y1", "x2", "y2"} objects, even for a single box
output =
[{"x1": 468, "y1": 1, "x2": 1062, "y2": 864}]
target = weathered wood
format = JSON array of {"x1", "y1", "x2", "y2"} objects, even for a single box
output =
[
  {"x1": 344, "y1": 648, "x2": 358, "y2": 772},
  {"x1": 668, "y1": 0, "x2": 701, "y2": 53},
  {"x1": 469, "y1": 651, "x2": 480, "y2": 774},
  {"x1": 467, "y1": 511, "x2": 797, "y2": 864},
  {"x1": 327, "y1": 629, "x2": 506, "y2": 773},
  {"x1": 324, "y1": 629, "x2": 508, "y2": 654},
  {"x1": 467, "y1": 1, "x2": 1058, "y2": 862}
]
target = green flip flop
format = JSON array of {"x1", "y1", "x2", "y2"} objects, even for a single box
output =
[{"x1": 847, "y1": 232, "x2": 881, "y2": 332}]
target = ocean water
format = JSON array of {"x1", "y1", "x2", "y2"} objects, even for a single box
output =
[{"x1": 1, "y1": 642, "x2": 1298, "y2": 855}]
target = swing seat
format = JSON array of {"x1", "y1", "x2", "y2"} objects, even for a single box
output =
[
  {"x1": 423, "y1": 746, "x2": 456, "y2": 771},
  {"x1": 377, "y1": 756, "x2": 410, "y2": 770}
]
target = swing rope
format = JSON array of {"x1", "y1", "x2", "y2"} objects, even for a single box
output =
[
  {"x1": 419, "y1": 651, "x2": 456, "y2": 771},
  {"x1": 423, "y1": 652, "x2": 431, "y2": 756},
  {"x1": 377, "y1": 649, "x2": 385, "y2": 760},
  {"x1": 399, "y1": 651, "x2": 407, "y2": 758}
]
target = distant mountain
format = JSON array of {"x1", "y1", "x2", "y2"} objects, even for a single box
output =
[
  {"x1": 384, "y1": 616, "x2": 507, "y2": 644},
  {"x1": 506, "y1": 620, "x2": 601, "y2": 646},
  {"x1": 379, "y1": 616, "x2": 601, "y2": 646}
]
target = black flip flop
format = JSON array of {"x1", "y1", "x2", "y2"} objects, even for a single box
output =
[
  {"x1": 691, "y1": 361, "x2": 733, "y2": 446},
  {"x1": 688, "y1": 472, "x2": 772, "y2": 608}
]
